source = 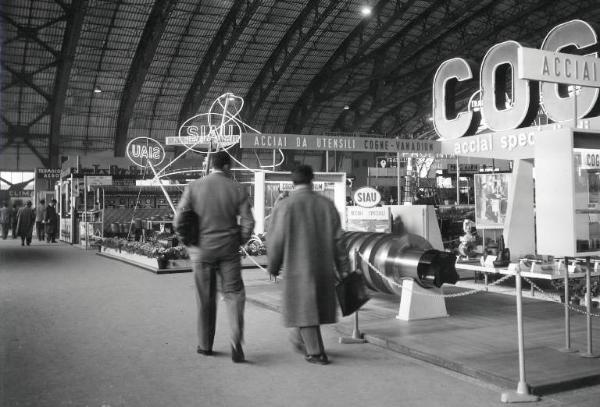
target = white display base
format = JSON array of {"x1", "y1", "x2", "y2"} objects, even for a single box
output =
[{"x1": 396, "y1": 280, "x2": 449, "y2": 321}]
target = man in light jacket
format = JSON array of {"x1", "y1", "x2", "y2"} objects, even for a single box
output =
[
  {"x1": 267, "y1": 165, "x2": 351, "y2": 365},
  {"x1": 35, "y1": 199, "x2": 46, "y2": 241},
  {"x1": 176, "y1": 151, "x2": 255, "y2": 363}
]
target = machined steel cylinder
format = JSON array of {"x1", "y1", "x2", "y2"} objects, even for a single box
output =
[{"x1": 342, "y1": 231, "x2": 458, "y2": 295}]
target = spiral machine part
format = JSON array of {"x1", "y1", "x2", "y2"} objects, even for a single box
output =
[{"x1": 342, "y1": 232, "x2": 459, "y2": 295}]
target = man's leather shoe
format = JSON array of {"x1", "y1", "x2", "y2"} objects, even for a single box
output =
[
  {"x1": 196, "y1": 347, "x2": 213, "y2": 356},
  {"x1": 231, "y1": 343, "x2": 245, "y2": 363},
  {"x1": 305, "y1": 353, "x2": 329, "y2": 365}
]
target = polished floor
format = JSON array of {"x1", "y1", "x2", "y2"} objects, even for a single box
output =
[{"x1": 2, "y1": 237, "x2": 600, "y2": 407}]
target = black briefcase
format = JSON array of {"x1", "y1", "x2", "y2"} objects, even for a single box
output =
[{"x1": 336, "y1": 271, "x2": 370, "y2": 317}]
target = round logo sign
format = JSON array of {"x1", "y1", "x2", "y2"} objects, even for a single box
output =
[
  {"x1": 353, "y1": 187, "x2": 382, "y2": 208},
  {"x1": 126, "y1": 137, "x2": 166, "y2": 168}
]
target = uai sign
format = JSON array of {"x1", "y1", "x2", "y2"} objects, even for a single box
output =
[
  {"x1": 126, "y1": 137, "x2": 166, "y2": 168},
  {"x1": 433, "y1": 19, "x2": 600, "y2": 159}
]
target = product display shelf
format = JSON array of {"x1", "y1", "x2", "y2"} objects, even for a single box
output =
[{"x1": 98, "y1": 247, "x2": 191, "y2": 275}]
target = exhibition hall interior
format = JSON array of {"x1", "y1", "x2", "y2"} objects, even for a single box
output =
[{"x1": 3, "y1": 0, "x2": 600, "y2": 406}]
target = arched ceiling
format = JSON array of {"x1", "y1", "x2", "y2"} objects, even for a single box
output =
[{"x1": 1, "y1": 0, "x2": 599, "y2": 168}]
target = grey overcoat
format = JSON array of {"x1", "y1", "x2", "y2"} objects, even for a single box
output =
[{"x1": 267, "y1": 186, "x2": 351, "y2": 327}]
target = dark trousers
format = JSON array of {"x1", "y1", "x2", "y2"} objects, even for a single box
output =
[
  {"x1": 11, "y1": 222, "x2": 17, "y2": 238},
  {"x1": 192, "y1": 252, "x2": 245, "y2": 351},
  {"x1": 291, "y1": 326, "x2": 325, "y2": 356},
  {"x1": 46, "y1": 228, "x2": 57, "y2": 242},
  {"x1": 1, "y1": 223, "x2": 9, "y2": 239},
  {"x1": 21, "y1": 234, "x2": 32, "y2": 246},
  {"x1": 36, "y1": 221, "x2": 45, "y2": 241}
]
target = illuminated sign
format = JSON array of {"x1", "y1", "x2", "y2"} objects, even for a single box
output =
[
  {"x1": 433, "y1": 19, "x2": 600, "y2": 143},
  {"x1": 126, "y1": 137, "x2": 166, "y2": 168},
  {"x1": 353, "y1": 187, "x2": 382, "y2": 208},
  {"x1": 177, "y1": 93, "x2": 243, "y2": 152},
  {"x1": 240, "y1": 133, "x2": 438, "y2": 154}
]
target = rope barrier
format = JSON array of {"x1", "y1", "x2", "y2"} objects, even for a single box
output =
[{"x1": 522, "y1": 275, "x2": 600, "y2": 318}]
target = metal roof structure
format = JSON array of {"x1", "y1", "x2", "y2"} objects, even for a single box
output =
[{"x1": 2, "y1": 0, "x2": 599, "y2": 168}]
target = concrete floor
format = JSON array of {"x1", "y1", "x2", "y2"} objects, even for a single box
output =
[{"x1": 2, "y1": 237, "x2": 600, "y2": 407}]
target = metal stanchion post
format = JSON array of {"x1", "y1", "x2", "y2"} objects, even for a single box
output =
[
  {"x1": 559, "y1": 257, "x2": 576, "y2": 353},
  {"x1": 501, "y1": 269, "x2": 539, "y2": 403},
  {"x1": 580, "y1": 257, "x2": 599, "y2": 358}
]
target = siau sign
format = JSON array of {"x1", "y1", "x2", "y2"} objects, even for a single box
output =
[
  {"x1": 174, "y1": 93, "x2": 244, "y2": 152},
  {"x1": 353, "y1": 186, "x2": 382, "y2": 208},
  {"x1": 126, "y1": 137, "x2": 166, "y2": 168},
  {"x1": 433, "y1": 20, "x2": 600, "y2": 159}
]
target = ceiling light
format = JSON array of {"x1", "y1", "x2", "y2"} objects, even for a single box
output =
[
  {"x1": 344, "y1": 105, "x2": 350, "y2": 110},
  {"x1": 93, "y1": 88, "x2": 102, "y2": 93},
  {"x1": 360, "y1": 6, "x2": 372, "y2": 16}
]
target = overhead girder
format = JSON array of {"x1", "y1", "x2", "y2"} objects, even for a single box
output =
[
  {"x1": 242, "y1": 0, "x2": 339, "y2": 120},
  {"x1": 49, "y1": 0, "x2": 88, "y2": 168},
  {"x1": 114, "y1": 0, "x2": 179, "y2": 157},
  {"x1": 0, "y1": 1, "x2": 84, "y2": 168},
  {"x1": 360, "y1": 0, "x2": 600, "y2": 138},
  {"x1": 286, "y1": 0, "x2": 460, "y2": 132},
  {"x1": 177, "y1": 0, "x2": 262, "y2": 126},
  {"x1": 284, "y1": 0, "x2": 423, "y2": 134}
]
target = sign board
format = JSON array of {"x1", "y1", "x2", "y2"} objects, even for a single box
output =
[
  {"x1": 8, "y1": 190, "x2": 33, "y2": 198},
  {"x1": 353, "y1": 187, "x2": 382, "y2": 208},
  {"x1": 126, "y1": 137, "x2": 166, "y2": 168},
  {"x1": 447, "y1": 163, "x2": 480, "y2": 174},
  {"x1": 240, "y1": 133, "x2": 439, "y2": 154},
  {"x1": 35, "y1": 168, "x2": 61, "y2": 180},
  {"x1": 518, "y1": 47, "x2": 600, "y2": 87},
  {"x1": 474, "y1": 173, "x2": 511, "y2": 229},
  {"x1": 576, "y1": 148, "x2": 600, "y2": 169},
  {"x1": 346, "y1": 206, "x2": 391, "y2": 233},
  {"x1": 85, "y1": 175, "x2": 113, "y2": 190}
]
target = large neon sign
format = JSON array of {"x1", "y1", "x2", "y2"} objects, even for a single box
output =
[{"x1": 433, "y1": 19, "x2": 600, "y2": 141}]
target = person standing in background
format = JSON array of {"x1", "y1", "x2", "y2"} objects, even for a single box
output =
[
  {"x1": 16, "y1": 200, "x2": 35, "y2": 246},
  {"x1": 267, "y1": 165, "x2": 351, "y2": 365},
  {"x1": 10, "y1": 203, "x2": 19, "y2": 238},
  {"x1": 0, "y1": 202, "x2": 10, "y2": 239},
  {"x1": 175, "y1": 151, "x2": 255, "y2": 363},
  {"x1": 35, "y1": 199, "x2": 46, "y2": 241},
  {"x1": 45, "y1": 199, "x2": 58, "y2": 243}
]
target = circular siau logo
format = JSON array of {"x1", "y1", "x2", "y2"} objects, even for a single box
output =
[
  {"x1": 126, "y1": 137, "x2": 166, "y2": 168},
  {"x1": 353, "y1": 187, "x2": 382, "y2": 208}
]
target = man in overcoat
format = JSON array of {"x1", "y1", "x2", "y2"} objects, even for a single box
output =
[
  {"x1": 45, "y1": 199, "x2": 58, "y2": 243},
  {"x1": 267, "y1": 165, "x2": 351, "y2": 365},
  {"x1": 176, "y1": 151, "x2": 255, "y2": 363},
  {"x1": 16, "y1": 200, "x2": 36, "y2": 246}
]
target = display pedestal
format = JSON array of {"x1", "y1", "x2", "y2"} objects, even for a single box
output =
[{"x1": 396, "y1": 280, "x2": 448, "y2": 321}]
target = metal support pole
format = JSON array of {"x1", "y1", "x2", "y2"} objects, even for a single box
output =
[
  {"x1": 501, "y1": 269, "x2": 539, "y2": 403},
  {"x1": 396, "y1": 139, "x2": 401, "y2": 205},
  {"x1": 581, "y1": 257, "x2": 599, "y2": 358},
  {"x1": 325, "y1": 150, "x2": 329, "y2": 172},
  {"x1": 559, "y1": 257, "x2": 576, "y2": 353},
  {"x1": 456, "y1": 156, "x2": 460, "y2": 204}
]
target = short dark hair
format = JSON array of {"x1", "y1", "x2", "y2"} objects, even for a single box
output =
[
  {"x1": 51, "y1": 199, "x2": 57, "y2": 204},
  {"x1": 26, "y1": 200, "x2": 32, "y2": 206},
  {"x1": 40, "y1": 199, "x2": 45, "y2": 204},
  {"x1": 291, "y1": 165, "x2": 314, "y2": 185},
  {"x1": 212, "y1": 151, "x2": 231, "y2": 170}
]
